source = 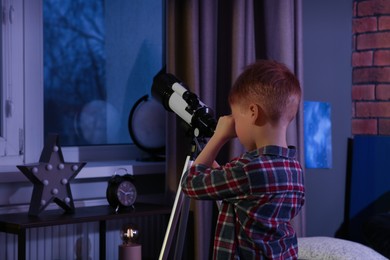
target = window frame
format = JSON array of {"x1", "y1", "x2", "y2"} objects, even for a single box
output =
[{"x1": 0, "y1": 0, "x2": 25, "y2": 165}]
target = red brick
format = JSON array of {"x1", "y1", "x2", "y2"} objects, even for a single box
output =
[
  {"x1": 358, "y1": 0, "x2": 390, "y2": 16},
  {"x1": 379, "y1": 119, "x2": 390, "y2": 134},
  {"x1": 352, "y1": 118, "x2": 377, "y2": 135},
  {"x1": 379, "y1": 16, "x2": 390, "y2": 30},
  {"x1": 374, "y1": 50, "x2": 390, "y2": 66},
  {"x1": 352, "y1": 51, "x2": 373, "y2": 67},
  {"x1": 353, "y1": 67, "x2": 390, "y2": 83},
  {"x1": 355, "y1": 101, "x2": 390, "y2": 117},
  {"x1": 376, "y1": 84, "x2": 390, "y2": 100},
  {"x1": 354, "y1": 2, "x2": 357, "y2": 17},
  {"x1": 353, "y1": 17, "x2": 377, "y2": 33},
  {"x1": 352, "y1": 84, "x2": 375, "y2": 100},
  {"x1": 357, "y1": 31, "x2": 390, "y2": 50}
]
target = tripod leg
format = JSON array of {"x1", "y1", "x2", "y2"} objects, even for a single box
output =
[
  {"x1": 174, "y1": 194, "x2": 191, "y2": 259},
  {"x1": 159, "y1": 156, "x2": 193, "y2": 260}
]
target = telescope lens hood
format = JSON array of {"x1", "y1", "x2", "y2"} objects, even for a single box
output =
[{"x1": 151, "y1": 73, "x2": 180, "y2": 112}]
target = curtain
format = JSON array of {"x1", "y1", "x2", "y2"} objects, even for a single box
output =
[{"x1": 165, "y1": 0, "x2": 304, "y2": 259}]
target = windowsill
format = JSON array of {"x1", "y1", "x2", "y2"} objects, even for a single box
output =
[
  {"x1": 77, "y1": 160, "x2": 165, "y2": 178},
  {"x1": 0, "y1": 160, "x2": 165, "y2": 183}
]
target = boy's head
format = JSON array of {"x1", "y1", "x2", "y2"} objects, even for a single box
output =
[{"x1": 228, "y1": 60, "x2": 301, "y2": 126}]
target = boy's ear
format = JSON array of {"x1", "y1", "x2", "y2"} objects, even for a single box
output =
[
  {"x1": 249, "y1": 103, "x2": 266, "y2": 125},
  {"x1": 249, "y1": 103, "x2": 258, "y2": 121}
]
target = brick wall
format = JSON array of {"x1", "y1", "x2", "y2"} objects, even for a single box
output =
[{"x1": 352, "y1": 0, "x2": 390, "y2": 135}]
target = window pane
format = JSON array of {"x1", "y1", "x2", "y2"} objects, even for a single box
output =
[{"x1": 44, "y1": 0, "x2": 163, "y2": 146}]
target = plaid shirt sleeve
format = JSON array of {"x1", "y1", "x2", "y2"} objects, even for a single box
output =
[
  {"x1": 181, "y1": 159, "x2": 252, "y2": 200},
  {"x1": 181, "y1": 145, "x2": 305, "y2": 260}
]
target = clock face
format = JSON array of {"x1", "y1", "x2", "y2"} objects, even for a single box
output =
[{"x1": 116, "y1": 180, "x2": 137, "y2": 206}]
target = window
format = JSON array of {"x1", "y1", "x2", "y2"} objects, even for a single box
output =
[
  {"x1": 44, "y1": 0, "x2": 164, "y2": 146},
  {"x1": 1, "y1": 0, "x2": 165, "y2": 167}
]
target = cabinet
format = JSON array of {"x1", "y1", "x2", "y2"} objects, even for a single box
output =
[{"x1": 0, "y1": 204, "x2": 171, "y2": 260}]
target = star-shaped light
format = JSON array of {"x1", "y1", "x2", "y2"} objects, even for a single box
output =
[{"x1": 17, "y1": 134, "x2": 86, "y2": 216}]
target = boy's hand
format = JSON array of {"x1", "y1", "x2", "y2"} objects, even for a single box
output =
[
  {"x1": 214, "y1": 115, "x2": 237, "y2": 143},
  {"x1": 192, "y1": 115, "x2": 236, "y2": 168}
]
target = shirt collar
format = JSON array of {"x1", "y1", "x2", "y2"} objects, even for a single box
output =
[{"x1": 248, "y1": 145, "x2": 297, "y2": 159}]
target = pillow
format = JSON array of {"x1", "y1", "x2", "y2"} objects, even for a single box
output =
[{"x1": 298, "y1": 236, "x2": 387, "y2": 260}]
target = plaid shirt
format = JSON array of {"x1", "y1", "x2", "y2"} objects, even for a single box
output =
[{"x1": 181, "y1": 145, "x2": 305, "y2": 260}]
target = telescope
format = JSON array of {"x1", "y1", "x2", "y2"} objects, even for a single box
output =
[
  {"x1": 151, "y1": 72, "x2": 216, "y2": 138},
  {"x1": 152, "y1": 71, "x2": 218, "y2": 259}
]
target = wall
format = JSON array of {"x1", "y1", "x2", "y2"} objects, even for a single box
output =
[
  {"x1": 302, "y1": 0, "x2": 352, "y2": 236},
  {"x1": 352, "y1": 0, "x2": 390, "y2": 134}
]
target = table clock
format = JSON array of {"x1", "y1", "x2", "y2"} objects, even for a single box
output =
[{"x1": 106, "y1": 169, "x2": 137, "y2": 212}]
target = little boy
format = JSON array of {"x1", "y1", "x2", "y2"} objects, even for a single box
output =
[{"x1": 181, "y1": 60, "x2": 305, "y2": 259}]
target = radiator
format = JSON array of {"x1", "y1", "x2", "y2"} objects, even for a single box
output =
[{"x1": 0, "y1": 214, "x2": 168, "y2": 260}]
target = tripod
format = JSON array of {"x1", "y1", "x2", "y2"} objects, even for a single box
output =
[{"x1": 159, "y1": 137, "x2": 204, "y2": 260}]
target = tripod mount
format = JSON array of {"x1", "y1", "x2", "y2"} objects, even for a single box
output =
[{"x1": 159, "y1": 136, "x2": 206, "y2": 260}]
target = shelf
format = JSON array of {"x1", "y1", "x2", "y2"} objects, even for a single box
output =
[
  {"x1": 0, "y1": 203, "x2": 171, "y2": 260},
  {"x1": 0, "y1": 203, "x2": 170, "y2": 232}
]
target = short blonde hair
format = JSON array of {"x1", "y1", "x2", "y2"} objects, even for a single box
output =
[{"x1": 229, "y1": 60, "x2": 301, "y2": 125}]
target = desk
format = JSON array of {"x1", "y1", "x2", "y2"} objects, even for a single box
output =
[{"x1": 0, "y1": 204, "x2": 171, "y2": 260}]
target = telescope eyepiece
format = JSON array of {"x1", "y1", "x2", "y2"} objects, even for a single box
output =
[{"x1": 183, "y1": 92, "x2": 200, "y2": 110}]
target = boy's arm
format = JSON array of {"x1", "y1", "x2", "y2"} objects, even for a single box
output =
[
  {"x1": 212, "y1": 161, "x2": 220, "y2": 168},
  {"x1": 181, "y1": 115, "x2": 249, "y2": 200},
  {"x1": 193, "y1": 135, "x2": 226, "y2": 167},
  {"x1": 193, "y1": 115, "x2": 236, "y2": 167}
]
